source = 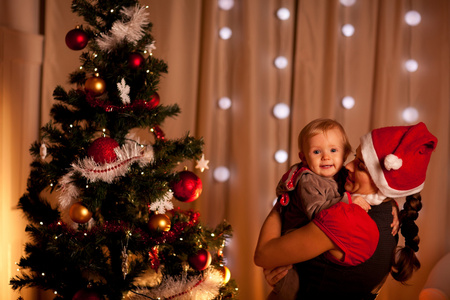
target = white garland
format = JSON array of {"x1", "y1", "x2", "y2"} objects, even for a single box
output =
[
  {"x1": 149, "y1": 191, "x2": 174, "y2": 214},
  {"x1": 96, "y1": 5, "x2": 150, "y2": 51},
  {"x1": 57, "y1": 141, "x2": 154, "y2": 228},
  {"x1": 128, "y1": 268, "x2": 223, "y2": 300},
  {"x1": 72, "y1": 141, "x2": 153, "y2": 184}
]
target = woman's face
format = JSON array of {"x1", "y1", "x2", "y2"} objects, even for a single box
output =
[{"x1": 344, "y1": 146, "x2": 379, "y2": 195}]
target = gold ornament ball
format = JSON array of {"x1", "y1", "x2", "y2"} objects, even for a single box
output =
[
  {"x1": 69, "y1": 202, "x2": 92, "y2": 224},
  {"x1": 148, "y1": 214, "x2": 171, "y2": 232},
  {"x1": 85, "y1": 77, "x2": 106, "y2": 95},
  {"x1": 221, "y1": 266, "x2": 231, "y2": 284}
]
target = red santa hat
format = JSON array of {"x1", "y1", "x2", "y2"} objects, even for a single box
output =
[{"x1": 360, "y1": 122, "x2": 437, "y2": 198}]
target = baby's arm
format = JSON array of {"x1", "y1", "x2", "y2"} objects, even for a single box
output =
[
  {"x1": 352, "y1": 195, "x2": 371, "y2": 212},
  {"x1": 299, "y1": 174, "x2": 350, "y2": 219}
]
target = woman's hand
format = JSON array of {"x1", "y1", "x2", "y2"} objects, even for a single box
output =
[
  {"x1": 263, "y1": 265, "x2": 293, "y2": 287},
  {"x1": 391, "y1": 200, "x2": 400, "y2": 235}
]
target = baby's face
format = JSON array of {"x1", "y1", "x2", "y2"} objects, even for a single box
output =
[{"x1": 301, "y1": 128, "x2": 345, "y2": 178}]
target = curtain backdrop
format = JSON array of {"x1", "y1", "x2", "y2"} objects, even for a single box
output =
[{"x1": 1, "y1": 0, "x2": 449, "y2": 299}]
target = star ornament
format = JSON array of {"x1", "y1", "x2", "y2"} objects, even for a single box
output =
[{"x1": 195, "y1": 154, "x2": 210, "y2": 172}]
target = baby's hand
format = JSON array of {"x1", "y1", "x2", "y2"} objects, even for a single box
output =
[{"x1": 353, "y1": 196, "x2": 371, "y2": 212}]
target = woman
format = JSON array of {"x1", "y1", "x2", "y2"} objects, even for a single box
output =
[{"x1": 254, "y1": 122, "x2": 437, "y2": 299}]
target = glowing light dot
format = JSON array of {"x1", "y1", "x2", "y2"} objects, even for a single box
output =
[
  {"x1": 341, "y1": 96, "x2": 355, "y2": 109},
  {"x1": 40, "y1": 222, "x2": 44, "y2": 225},
  {"x1": 274, "y1": 56, "x2": 288, "y2": 69},
  {"x1": 219, "y1": 27, "x2": 232, "y2": 40},
  {"x1": 274, "y1": 150, "x2": 288, "y2": 163},
  {"x1": 405, "y1": 10, "x2": 421, "y2": 26},
  {"x1": 218, "y1": 0, "x2": 234, "y2": 10},
  {"x1": 213, "y1": 166, "x2": 230, "y2": 182},
  {"x1": 273, "y1": 103, "x2": 290, "y2": 119},
  {"x1": 402, "y1": 107, "x2": 419, "y2": 123},
  {"x1": 218, "y1": 97, "x2": 232, "y2": 110},
  {"x1": 211, "y1": 233, "x2": 215, "y2": 237},
  {"x1": 277, "y1": 8, "x2": 290, "y2": 20},
  {"x1": 340, "y1": 0, "x2": 356, "y2": 6},
  {"x1": 405, "y1": 59, "x2": 418, "y2": 72},
  {"x1": 342, "y1": 24, "x2": 355, "y2": 37}
]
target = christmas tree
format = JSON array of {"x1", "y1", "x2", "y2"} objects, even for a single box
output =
[{"x1": 10, "y1": 0, "x2": 237, "y2": 299}]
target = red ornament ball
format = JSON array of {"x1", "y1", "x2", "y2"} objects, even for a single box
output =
[
  {"x1": 188, "y1": 249, "x2": 212, "y2": 271},
  {"x1": 148, "y1": 92, "x2": 160, "y2": 109},
  {"x1": 128, "y1": 52, "x2": 145, "y2": 69},
  {"x1": 87, "y1": 137, "x2": 120, "y2": 164},
  {"x1": 72, "y1": 288, "x2": 103, "y2": 300},
  {"x1": 172, "y1": 170, "x2": 202, "y2": 202},
  {"x1": 65, "y1": 28, "x2": 89, "y2": 51}
]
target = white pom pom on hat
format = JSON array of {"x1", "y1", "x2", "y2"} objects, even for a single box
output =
[
  {"x1": 360, "y1": 122, "x2": 437, "y2": 198},
  {"x1": 384, "y1": 154, "x2": 402, "y2": 171}
]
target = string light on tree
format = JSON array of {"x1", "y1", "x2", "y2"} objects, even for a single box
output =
[
  {"x1": 218, "y1": 97, "x2": 232, "y2": 110},
  {"x1": 276, "y1": 8, "x2": 290, "y2": 20},
  {"x1": 213, "y1": 166, "x2": 230, "y2": 182},
  {"x1": 274, "y1": 150, "x2": 288, "y2": 163},
  {"x1": 274, "y1": 56, "x2": 288, "y2": 69},
  {"x1": 272, "y1": 103, "x2": 290, "y2": 119},
  {"x1": 218, "y1": 0, "x2": 234, "y2": 10},
  {"x1": 405, "y1": 10, "x2": 421, "y2": 26},
  {"x1": 405, "y1": 59, "x2": 418, "y2": 72},
  {"x1": 341, "y1": 96, "x2": 355, "y2": 109},
  {"x1": 219, "y1": 27, "x2": 232, "y2": 40},
  {"x1": 402, "y1": 107, "x2": 419, "y2": 123},
  {"x1": 341, "y1": 24, "x2": 355, "y2": 37}
]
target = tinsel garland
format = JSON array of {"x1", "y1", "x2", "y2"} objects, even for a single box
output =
[
  {"x1": 87, "y1": 93, "x2": 159, "y2": 112},
  {"x1": 96, "y1": 5, "x2": 150, "y2": 51},
  {"x1": 57, "y1": 140, "x2": 153, "y2": 226},
  {"x1": 128, "y1": 268, "x2": 223, "y2": 300},
  {"x1": 47, "y1": 209, "x2": 200, "y2": 246}
]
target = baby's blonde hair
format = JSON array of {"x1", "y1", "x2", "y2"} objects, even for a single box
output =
[{"x1": 298, "y1": 118, "x2": 352, "y2": 161}]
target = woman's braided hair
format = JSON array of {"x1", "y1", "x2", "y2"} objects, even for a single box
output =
[{"x1": 391, "y1": 193, "x2": 422, "y2": 283}]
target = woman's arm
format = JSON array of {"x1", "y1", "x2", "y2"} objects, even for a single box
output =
[{"x1": 254, "y1": 207, "x2": 339, "y2": 269}]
